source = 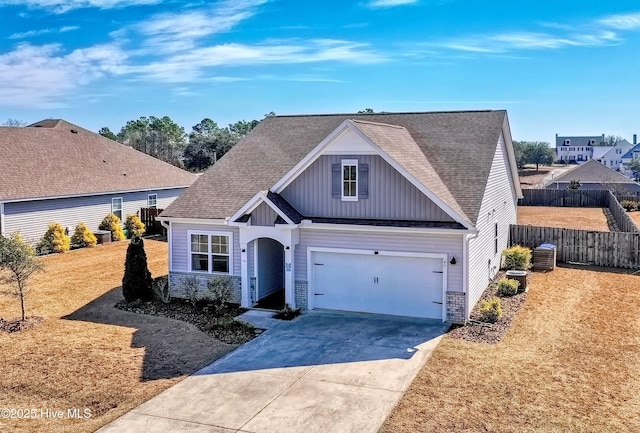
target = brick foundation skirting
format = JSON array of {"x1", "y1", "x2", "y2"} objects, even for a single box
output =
[
  {"x1": 294, "y1": 280, "x2": 308, "y2": 310},
  {"x1": 169, "y1": 272, "x2": 241, "y2": 304},
  {"x1": 446, "y1": 291, "x2": 466, "y2": 324}
]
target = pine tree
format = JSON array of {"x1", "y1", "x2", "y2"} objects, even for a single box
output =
[{"x1": 122, "y1": 237, "x2": 153, "y2": 302}]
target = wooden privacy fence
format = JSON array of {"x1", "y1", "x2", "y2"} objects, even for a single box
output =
[
  {"x1": 519, "y1": 189, "x2": 639, "y2": 233},
  {"x1": 510, "y1": 225, "x2": 640, "y2": 270},
  {"x1": 139, "y1": 208, "x2": 165, "y2": 235}
]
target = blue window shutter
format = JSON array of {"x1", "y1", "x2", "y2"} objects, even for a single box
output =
[
  {"x1": 358, "y1": 164, "x2": 369, "y2": 199},
  {"x1": 332, "y1": 163, "x2": 341, "y2": 198}
]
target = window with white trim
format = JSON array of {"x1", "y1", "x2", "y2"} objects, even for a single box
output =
[
  {"x1": 189, "y1": 232, "x2": 232, "y2": 274},
  {"x1": 148, "y1": 193, "x2": 157, "y2": 208},
  {"x1": 341, "y1": 159, "x2": 358, "y2": 201},
  {"x1": 112, "y1": 197, "x2": 123, "y2": 220}
]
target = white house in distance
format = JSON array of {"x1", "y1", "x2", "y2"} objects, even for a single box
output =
[{"x1": 555, "y1": 134, "x2": 604, "y2": 163}]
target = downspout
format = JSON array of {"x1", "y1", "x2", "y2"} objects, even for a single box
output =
[
  {"x1": 463, "y1": 231, "x2": 478, "y2": 323},
  {"x1": 0, "y1": 202, "x2": 5, "y2": 237}
]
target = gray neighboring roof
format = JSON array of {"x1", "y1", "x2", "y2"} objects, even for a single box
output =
[
  {"x1": 556, "y1": 135, "x2": 604, "y2": 147},
  {"x1": 161, "y1": 110, "x2": 510, "y2": 225},
  {"x1": 622, "y1": 143, "x2": 640, "y2": 159},
  {"x1": 0, "y1": 119, "x2": 196, "y2": 202},
  {"x1": 545, "y1": 159, "x2": 637, "y2": 185}
]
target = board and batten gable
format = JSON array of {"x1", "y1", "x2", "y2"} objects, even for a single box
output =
[
  {"x1": 280, "y1": 154, "x2": 455, "y2": 222},
  {"x1": 2, "y1": 188, "x2": 185, "y2": 243},
  {"x1": 294, "y1": 228, "x2": 464, "y2": 293},
  {"x1": 466, "y1": 133, "x2": 518, "y2": 310},
  {"x1": 251, "y1": 201, "x2": 279, "y2": 226}
]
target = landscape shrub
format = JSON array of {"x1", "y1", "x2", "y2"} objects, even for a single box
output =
[
  {"x1": 479, "y1": 297, "x2": 503, "y2": 323},
  {"x1": 36, "y1": 222, "x2": 70, "y2": 254},
  {"x1": 124, "y1": 214, "x2": 146, "y2": 238},
  {"x1": 273, "y1": 303, "x2": 301, "y2": 321},
  {"x1": 152, "y1": 276, "x2": 170, "y2": 303},
  {"x1": 206, "y1": 275, "x2": 234, "y2": 317},
  {"x1": 71, "y1": 222, "x2": 97, "y2": 248},
  {"x1": 502, "y1": 245, "x2": 532, "y2": 270},
  {"x1": 122, "y1": 237, "x2": 153, "y2": 302},
  {"x1": 497, "y1": 278, "x2": 519, "y2": 297},
  {"x1": 620, "y1": 200, "x2": 639, "y2": 212},
  {"x1": 99, "y1": 213, "x2": 126, "y2": 241},
  {"x1": 181, "y1": 275, "x2": 201, "y2": 306}
]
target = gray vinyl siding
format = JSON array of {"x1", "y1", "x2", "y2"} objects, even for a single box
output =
[
  {"x1": 170, "y1": 223, "x2": 241, "y2": 276},
  {"x1": 467, "y1": 134, "x2": 518, "y2": 311},
  {"x1": 281, "y1": 155, "x2": 454, "y2": 221},
  {"x1": 248, "y1": 240, "x2": 255, "y2": 279},
  {"x1": 294, "y1": 228, "x2": 464, "y2": 292},
  {"x1": 252, "y1": 202, "x2": 278, "y2": 226},
  {"x1": 3, "y1": 188, "x2": 185, "y2": 243},
  {"x1": 256, "y1": 238, "x2": 284, "y2": 299}
]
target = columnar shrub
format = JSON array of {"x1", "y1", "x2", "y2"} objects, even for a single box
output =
[
  {"x1": 122, "y1": 237, "x2": 153, "y2": 302},
  {"x1": 497, "y1": 278, "x2": 519, "y2": 297},
  {"x1": 99, "y1": 213, "x2": 126, "y2": 241},
  {"x1": 71, "y1": 222, "x2": 97, "y2": 248},
  {"x1": 124, "y1": 214, "x2": 146, "y2": 238},
  {"x1": 479, "y1": 297, "x2": 503, "y2": 323},
  {"x1": 37, "y1": 222, "x2": 70, "y2": 254},
  {"x1": 502, "y1": 245, "x2": 532, "y2": 270}
]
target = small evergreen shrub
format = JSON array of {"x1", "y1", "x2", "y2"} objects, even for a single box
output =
[
  {"x1": 206, "y1": 276, "x2": 234, "y2": 317},
  {"x1": 181, "y1": 275, "x2": 201, "y2": 306},
  {"x1": 273, "y1": 303, "x2": 301, "y2": 321},
  {"x1": 152, "y1": 276, "x2": 170, "y2": 303},
  {"x1": 37, "y1": 222, "x2": 70, "y2": 254},
  {"x1": 497, "y1": 278, "x2": 519, "y2": 297},
  {"x1": 502, "y1": 245, "x2": 532, "y2": 270},
  {"x1": 122, "y1": 237, "x2": 153, "y2": 302},
  {"x1": 99, "y1": 213, "x2": 126, "y2": 241},
  {"x1": 71, "y1": 222, "x2": 97, "y2": 248},
  {"x1": 124, "y1": 214, "x2": 146, "y2": 238},
  {"x1": 479, "y1": 297, "x2": 503, "y2": 323}
]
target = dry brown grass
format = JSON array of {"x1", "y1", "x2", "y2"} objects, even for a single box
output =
[
  {"x1": 0, "y1": 240, "x2": 234, "y2": 433},
  {"x1": 518, "y1": 206, "x2": 610, "y2": 232},
  {"x1": 381, "y1": 266, "x2": 640, "y2": 433},
  {"x1": 628, "y1": 211, "x2": 640, "y2": 229}
]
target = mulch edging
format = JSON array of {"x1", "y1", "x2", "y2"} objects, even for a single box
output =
[
  {"x1": 448, "y1": 272, "x2": 530, "y2": 344},
  {"x1": 0, "y1": 316, "x2": 43, "y2": 333}
]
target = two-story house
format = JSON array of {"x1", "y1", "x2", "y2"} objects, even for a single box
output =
[
  {"x1": 555, "y1": 134, "x2": 605, "y2": 164},
  {"x1": 158, "y1": 111, "x2": 522, "y2": 324}
]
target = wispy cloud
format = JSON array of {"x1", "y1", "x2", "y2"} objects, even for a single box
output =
[
  {"x1": 0, "y1": 0, "x2": 161, "y2": 14},
  {"x1": 598, "y1": 12, "x2": 640, "y2": 30},
  {"x1": 0, "y1": 43, "x2": 127, "y2": 108},
  {"x1": 367, "y1": 0, "x2": 417, "y2": 8},
  {"x1": 9, "y1": 25, "x2": 78, "y2": 39},
  {"x1": 125, "y1": 39, "x2": 386, "y2": 83}
]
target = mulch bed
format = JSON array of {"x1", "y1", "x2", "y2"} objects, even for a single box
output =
[
  {"x1": 115, "y1": 299, "x2": 258, "y2": 344},
  {"x1": 0, "y1": 316, "x2": 43, "y2": 333},
  {"x1": 448, "y1": 271, "x2": 529, "y2": 344}
]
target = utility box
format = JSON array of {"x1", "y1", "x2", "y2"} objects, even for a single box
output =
[
  {"x1": 533, "y1": 243, "x2": 557, "y2": 271},
  {"x1": 505, "y1": 270, "x2": 528, "y2": 292},
  {"x1": 93, "y1": 230, "x2": 112, "y2": 244}
]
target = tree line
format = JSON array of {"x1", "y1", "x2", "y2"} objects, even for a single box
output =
[{"x1": 97, "y1": 113, "x2": 275, "y2": 172}]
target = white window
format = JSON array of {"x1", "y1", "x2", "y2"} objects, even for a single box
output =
[
  {"x1": 341, "y1": 159, "x2": 358, "y2": 201},
  {"x1": 112, "y1": 198, "x2": 123, "y2": 220},
  {"x1": 189, "y1": 231, "x2": 232, "y2": 274},
  {"x1": 148, "y1": 193, "x2": 157, "y2": 208}
]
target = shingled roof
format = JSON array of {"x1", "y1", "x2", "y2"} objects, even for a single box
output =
[
  {"x1": 161, "y1": 110, "x2": 511, "y2": 225},
  {"x1": 0, "y1": 119, "x2": 196, "y2": 202},
  {"x1": 545, "y1": 159, "x2": 638, "y2": 185}
]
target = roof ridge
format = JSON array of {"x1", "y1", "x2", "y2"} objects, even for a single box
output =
[
  {"x1": 271, "y1": 109, "x2": 504, "y2": 119},
  {"x1": 348, "y1": 119, "x2": 405, "y2": 129}
]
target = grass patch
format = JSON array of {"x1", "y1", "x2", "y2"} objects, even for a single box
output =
[{"x1": 518, "y1": 206, "x2": 610, "y2": 231}]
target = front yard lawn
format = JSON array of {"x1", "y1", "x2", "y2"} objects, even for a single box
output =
[
  {"x1": 380, "y1": 265, "x2": 640, "y2": 432},
  {"x1": 517, "y1": 206, "x2": 610, "y2": 231},
  {"x1": 0, "y1": 240, "x2": 235, "y2": 433}
]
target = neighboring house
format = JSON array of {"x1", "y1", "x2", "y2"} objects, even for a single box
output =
[
  {"x1": 543, "y1": 159, "x2": 640, "y2": 193},
  {"x1": 0, "y1": 119, "x2": 196, "y2": 242},
  {"x1": 159, "y1": 110, "x2": 522, "y2": 323},
  {"x1": 555, "y1": 134, "x2": 605, "y2": 164},
  {"x1": 598, "y1": 139, "x2": 634, "y2": 170},
  {"x1": 622, "y1": 141, "x2": 640, "y2": 179}
]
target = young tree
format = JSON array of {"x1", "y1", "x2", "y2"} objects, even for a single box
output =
[
  {"x1": 3, "y1": 118, "x2": 26, "y2": 127},
  {"x1": 122, "y1": 237, "x2": 153, "y2": 302},
  {"x1": 603, "y1": 135, "x2": 624, "y2": 146},
  {"x1": 512, "y1": 140, "x2": 527, "y2": 169},
  {"x1": 628, "y1": 158, "x2": 640, "y2": 181},
  {"x1": 0, "y1": 233, "x2": 44, "y2": 321},
  {"x1": 523, "y1": 142, "x2": 555, "y2": 171},
  {"x1": 568, "y1": 179, "x2": 582, "y2": 190}
]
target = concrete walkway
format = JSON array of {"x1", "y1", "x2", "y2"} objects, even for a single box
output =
[{"x1": 98, "y1": 310, "x2": 448, "y2": 433}]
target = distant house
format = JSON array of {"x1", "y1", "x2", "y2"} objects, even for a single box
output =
[
  {"x1": 543, "y1": 159, "x2": 640, "y2": 193},
  {"x1": 622, "y1": 141, "x2": 640, "y2": 180},
  {"x1": 597, "y1": 139, "x2": 634, "y2": 170},
  {"x1": 0, "y1": 119, "x2": 196, "y2": 242},
  {"x1": 159, "y1": 110, "x2": 522, "y2": 323},
  {"x1": 555, "y1": 134, "x2": 604, "y2": 164}
]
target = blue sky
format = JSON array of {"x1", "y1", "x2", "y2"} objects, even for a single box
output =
[{"x1": 1, "y1": 0, "x2": 639, "y2": 142}]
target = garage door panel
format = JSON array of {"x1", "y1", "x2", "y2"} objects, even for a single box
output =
[{"x1": 311, "y1": 251, "x2": 444, "y2": 319}]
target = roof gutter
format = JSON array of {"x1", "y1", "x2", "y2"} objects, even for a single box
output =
[
  {"x1": 299, "y1": 220, "x2": 477, "y2": 235},
  {"x1": 156, "y1": 217, "x2": 229, "y2": 225},
  {"x1": 2, "y1": 185, "x2": 193, "y2": 204}
]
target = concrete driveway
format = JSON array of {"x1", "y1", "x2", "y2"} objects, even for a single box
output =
[{"x1": 98, "y1": 310, "x2": 449, "y2": 433}]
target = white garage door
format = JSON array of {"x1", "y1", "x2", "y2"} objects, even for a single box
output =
[{"x1": 310, "y1": 250, "x2": 445, "y2": 320}]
